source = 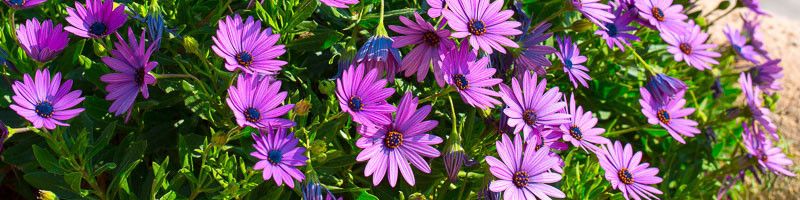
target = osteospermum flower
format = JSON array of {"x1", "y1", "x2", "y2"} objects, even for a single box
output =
[
  {"x1": 226, "y1": 73, "x2": 296, "y2": 129},
  {"x1": 16, "y1": 18, "x2": 70, "y2": 63},
  {"x1": 556, "y1": 35, "x2": 592, "y2": 88},
  {"x1": 739, "y1": 72, "x2": 778, "y2": 140},
  {"x1": 320, "y1": 0, "x2": 357, "y2": 8},
  {"x1": 639, "y1": 87, "x2": 700, "y2": 144},
  {"x1": 742, "y1": 14, "x2": 770, "y2": 59},
  {"x1": 356, "y1": 92, "x2": 442, "y2": 187},
  {"x1": 499, "y1": 71, "x2": 569, "y2": 137},
  {"x1": 645, "y1": 73, "x2": 687, "y2": 104},
  {"x1": 662, "y1": 20, "x2": 721, "y2": 71},
  {"x1": 212, "y1": 14, "x2": 287, "y2": 74},
  {"x1": 513, "y1": 22, "x2": 556, "y2": 77},
  {"x1": 742, "y1": 122, "x2": 796, "y2": 177},
  {"x1": 389, "y1": 13, "x2": 455, "y2": 84},
  {"x1": 596, "y1": 141, "x2": 664, "y2": 200},
  {"x1": 595, "y1": 6, "x2": 640, "y2": 52},
  {"x1": 303, "y1": 180, "x2": 343, "y2": 200},
  {"x1": 442, "y1": 0, "x2": 521, "y2": 54},
  {"x1": 336, "y1": 63, "x2": 396, "y2": 126},
  {"x1": 100, "y1": 28, "x2": 158, "y2": 121},
  {"x1": 355, "y1": 36, "x2": 402, "y2": 82},
  {"x1": 9, "y1": 69, "x2": 85, "y2": 130},
  {"x1": 486, "y1": 134, "x2": 566, "y2": 200},
  {"x1": 3, "y1": 0, "x2": 45, "y2": 9},
  {"x1": 751, "y1": 59, "x2": 783, "y2": 94},
  {"x1": 65, "y1": 0, "x2": 127, "y2": 38},
  {"x1": 742, "y1": 0, "x2": 768, "y2": 16},
  {"x1": 635, "y1": 0, "x2": 688, "y2": 34},
  {"x1": 572, "y1": 0, "x2": 615, "y2": 28},
  {"x1": 145, "y1": 11, "x2": 164, "y2": 49},
  {"x1": 442, "y1": 42, "x2": 502, "y2": 109},
  {"x1": 426, "y1": 0, "x2": 445, "y2": 18},
  {"x1": 724, "y1": 25, "x2": 760, "y2": 63},
  {"x1": 560, "y1": 93, "x2": 610, "y2": 153},
  {"x1": 528, "y1": 128, "x2": 568, "y2": 173},
  {"x1": 251, "y1": 127, "x2": 308, "y2": 188}
]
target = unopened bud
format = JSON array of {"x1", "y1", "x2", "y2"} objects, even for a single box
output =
[
  {"x1": 294, "y1": 99, "x2": 311, "y2": 116},
  {"x1": 93, "y1": 41, "x2": 107, "y2": 57},
  {"x1": 408, "y1": 193, "x2": 427, "y2": 200},
  {"x1": 318, "y1": 80, "x2": 335, "y2": 95},
  {"x1": 38, "y1": 190, "x2": 58, "y2": 200},
  {"x1": 183, "y1": 36, "x2": 200, "y2": 55},
  {"x1": 570, "y1": 19, "x2": 594, "y2": 32}
]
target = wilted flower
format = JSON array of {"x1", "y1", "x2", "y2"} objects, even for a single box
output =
[
  {"x1": 303, "y1": 180, "x2": 342, "y2": 200},
  {"x1": 751, "y1": 59, "x2": 783, "y2": 95},
  {"x1": 16, "y1": 18, "x2": 70, "y2": 63},
  {"x1": 442, "y1": 0, "x2": 522, "y2": 54},
  {"x1": 742, "y1": 0, "x2": 768, "y2": 16},
  {"x1": 512, "y1": 21, "x2": 556, "y2": 77},
  {"x1": 355, "y1": 36, "x2": 402, "y2": 82},
  {"x1": 10, "y1": 69, "x2": 85, "y2": 130},
  {"x1": 712, "y1": 77, "x2": 724, "y2": 99},
  {"x1": 251, "y1": 127, "x2": 308, "y2": 188},
  {"x1": 742, "y1": 13, "x2": 770, "y2": 59},
  {"x1": 739, "y1": 72, "x2": 778, "y2": 140},
  {"x1": 644, "y1": 73, "x2": 687, "y2": 104},
  {"x1": 724, "y1": 25, "x2": 760, "y2": 63},
  {"x1": 65, "y1": 0, "x2": 127, "y2": 38},
  {"x1": 145, "y1": 10, "x2": 165, "y2": 49}
]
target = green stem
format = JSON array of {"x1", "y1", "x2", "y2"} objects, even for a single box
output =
[
  {"x1": 542, "y1": 6, "x2": 567, "y2": 24},
  {"x1": 605, "y1": 125, "x2": 648, "y2": 137},
  {"x1": 448, "y1": 95, "x2": 458, "y2": 135},
  {"x1": 420, "y1": 86, "x2": 456, "y2": 104},
  {"x1": 156, "y1": 73, "x2": 210, "y2": 93},
  {"x1": 628, "y1": 45, "x2": 657, "y2": 76}
]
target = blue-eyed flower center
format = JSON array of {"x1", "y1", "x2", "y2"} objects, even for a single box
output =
[
  {"x1": 652, "y1": 7, "x2": 665, "y2": 21},
  {"x1": 605, "y1": 23, "x2": 618, "y2": 37},
  {"x1": 467, "y1": 19, "x2": 486, "y2": 36},
  {"x1": 384, "y1": 131, "x2": 403, "y2": 149},
  {"x1": 35, "y1": 100, "x2": 54, "y2": 118},
  {"x1": 423, "y1": 31, "x2": 440, "y2": 47},
  {"x1": 267, "y1": 150, "x2": 282, "y2": 165},
  {"x1": 8, "y1": 0, "x2": 25, "y2": 6},
  {"x1": 758, "y1": 148, "x2": 768, "y2": 162},
  {"x1": 618, "y1": 168, "x2": 634, "y2": 184},
  {"x1": 534, "y1": 136, "x2": 545, "y2": 151},
  {"x1": 513, "y1": 171, "x2": 529, "y2": 188},
  {"x1": 734, "y1": 45, "x2": 742, "y2": 54},
  {"x1": 348, "y1": 96, "x2": 364, "y2": 111},
  {"x1": 454, "y1": 74, "x2": 469, "y2": 90},
  {"x1": 564, "y1": 59, "x2": 573, "y2": 69},
  {"x1": 523, "y1": 110, "x2": 538, "y2": 126},
  {"x1": 680, "y1": 43, "x2": 693, "y2": 54},
  {"x1": 244, "y1": 107, "x2": 261, "y2": 123},
  {"x1": 236, "y1": 51, "x2": 254, "y2": 67},
  {"x1": 89, "y1": 22, "x2": 108, "y2": 36},
  {"x1": 657, "y1": 109, "x2": 671, "y2": 124},
  {"x1": 572, "y1": 0, "x2": 582, "y2": 9},
  {"x1": 134, "y1": 68, "x2": 145, "y2": 85},
  {"x1": 569, "y1": 125, "x2": 583, "y2": 140}
]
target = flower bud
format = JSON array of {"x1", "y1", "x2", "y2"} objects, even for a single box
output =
[
  {"x1": 569, "y1": 19, "x2": 594, "y2": 32},
  {"x1": 443, "y1": 135, "x2": 470, "y2": 183},
  {"x1": 183, "y1": 36, "x2": 200, "y2": 55},
  {"x1": 294, "y1": 99, "x2": 311, "y2": 116},
  {"x1": 38, "y1": 190, "x2": 58, "y2": 200},
  {"x1": 645, "y1": 73, "x2": 687, "y2": 104},
  {"x1": 318, "y1": 80, "x2": 335, "y2": 95},
  {"x1": 93, "y1": 41, "x2": 107, "y2": 57},
  {"x1": 408, "y1": 193, "x2": 427, "y2": 200}
]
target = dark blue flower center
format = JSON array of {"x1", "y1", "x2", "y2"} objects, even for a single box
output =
[
  {"x1": 657, "y1": 109, "x2": 671, "y2": 124},
  {"x1": 35, "y1": 100, "x2": 54, "y2": 118},
  {"x1": 758, "y1": 149, "x2": 768, "y2": 162},
  {"x1": 423, "y1": 31, "x2": 440, "y2": 47},
  {"x1": 467, "y1": 19, "x2": 486, "y2": 36},
  {"x1": 569, "y1": 125, "x2": 583, "y2": 140},
  {"x1": 384, "y1": 131, "x2": 403, "y2": 149},
  {"x1": 244, "y1": 107, "x2": 261, "y2": 123},
  {"x1": 605, "y1": 23, "x2": 618, "y2": 37},
  {"x1": 534, "y1": 137, "x2": 545, "y2": 151},
  {"x1": 454, "y1": 74, "x2": 469, "y2": 90},
  {"x1": 523, "y1": 110, "x2": 538, "y2": 126},
  {"x1": 267, "y1": 150, "x2": 282, "y2": 165},
  {"x1": 134, "y1": 68, "x2": 145, "y2": 85},
  {"x1": 8, "y1": 0, "x2": 25, "y2": 6},
  {"x1": 236, "y1": 51, "x2": 253, "y2": 67},
  {"x1": 618, "y1": 168, "x2": 634, "y2": 184},
  {"x1": 348, "y1": 96, "x2": 364, "y2": 111},
  {"x1": 89, "y1": 22, "x2": 108, "y2": 36},
  {"x1": 680, "y1": 43, "x2": 693, "y2": 54},
  {"x1": 564, "y1": 59, "x2": 573, "y2": 69},
  {"x1": 513, "y1": 171, "x2": 529, "y2": 188},
  {"x1": 734, "y1": 45, "x2": 742, "y2": 54},
  {"x1": 652, "y1": 7, "x2": 665, "y2": 21}
]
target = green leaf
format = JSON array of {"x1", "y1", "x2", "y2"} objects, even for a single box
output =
[
  {"x1": 64, "y1": 172, "x2": 82, "y2": 192},
  {"x1": 643, "y1": 128, "x2": 668, "y2": 137},
  {"x1": 24, "y1": 172, "x2": 81, "y2": 199},
  {"x1": 285, "y1": 0, "x2": 319, "y2": 32},
  {"x1": 356, "y1": 191, "x2": 379, "y2": 200},
  {"x1": 89, "y1": 121, "x2": 117, "y2": 159},
  {"x1": 285, "y1": 29, "x2": 344, "y2": 51},
  {"x1": 33, "y1": 145, "x2": 64, "y2": 174},
  {"x1": 107, "y1": 140, "x2": 147, "y2": 199}
]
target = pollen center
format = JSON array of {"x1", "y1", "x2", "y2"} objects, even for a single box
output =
[
  {"x1": 523, "y1": 110, "x2": 538, "y2": 126},
  {"x1": 758, "y1": 149, "x2": 769, "y2": 162},
  {"x1": 534, "y1": 137, "x2": 545, "y2": 151},
  {"x1": 569, "y1": 125, "x2": 583, "y2": 140},
  {"x1": 236, "y1": 51, "x2": 254, "y2": 67},
  {"x1": 564, "y1": 59, "x2": 574, "y2": 69},
  {"x1": 513, "y1": 171, "x2": 529, "y2": 188},
  {"x1": 89, "y1": 22, "x2": 108, "y2": 36},
  {"x1": 8, "y1": 0, "x2": 25, "y2": 6},
  {"x1": 652, "y1": 7, "x2": 666, "y2": 21},
  {"x1": 348, "y1": 96, "x2": 364, "y2": 111},
  {"x1": 618, "y1": 168, "x2": 634, "y2": 184},
  {"x1": 572, "y1": 0, "x2": 583, "y2": 9},
  {"x1": 384, "y1": 131, "x2": 404, "y2": 149},
  {"x1": 35, "y1": 100, "x2": 54, "y2": 118},
  {"x1": 454, "y1": 74, "x2": 469, "y2": 90},
  {"x1": 657, "y1": 109, "x2": 671, "y2": 124},
  {"x1": 679, "y1": 43, "x2": 693, "y2": 54},
  {"x1": 267, "y1": 150, "x2": 282, "y2": 165},
  {"x1": 423, "y1": 31, "x2": 440, "y2": 47},
  {"x1": 134, "y1": 68, "x2": 145, "y2": 85},
  {"x1": 467, "y1": 19, "x2": 486, "y2": 36},
  {"x1": 244, "y1": 107, "x2": 261, "y2": 123},
  {"x1": 605, "y1": 23, "x2": 618, "y2": 37}
]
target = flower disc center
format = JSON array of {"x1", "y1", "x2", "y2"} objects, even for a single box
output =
[
  {"x1": 35, "y1": 100, "x2": 54, "y2": 118},
  {"x1": 384, "y1": 131, "x2": 404, "y2": 149},
  {"x1": 467, "y1": 19, "x2": 486, "y2": 36},
  {"x1": 89, "y1": 22, "x2": 108, "y2": 36},
  {"x1": 236, "y1": 52, "x2": 254, "y2": 67},
  {"x1": 513, "y1": 171, "x2": 529, "y2": 188},
  {"x1": 680, "y1": 43, "x2": 693, "y2": 54},
  {"x1": 652, "y1": 7, "x2": 666, "y2": 21},
  {"x1": 423, "y1": 31, "x2": 440, "y2": 47},
  {"x1": 454, "y1": 74, "x2": 470, "y2": 90},
  {"x1": 605, "y1": 23, "x2": 618, "y2": 37},
  {"x1": 244, "y1": 107, "x2": 261, "y2": 123},
  {"x1": 657, "y1": 109, "x2": 671, "y2": 124},
  {"x1": 569, "y1": 125, "x2": 583, "y2": 140},
  {"x1": 618, "y1": 168, "x2": 634, "y2": 184},
  {"x1": 348, "y1": 96, "x2": 364, "y2": 111},
  {"x1": 267, "y1": 150, "x2": 282, "y2": 165},
  {"x1": 523, "y1": 110, "x2": 538, "y2": 126}
]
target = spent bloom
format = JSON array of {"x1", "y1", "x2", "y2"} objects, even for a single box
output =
[
  {"x1": 336, "y1": 63, "x2": 397, "y2": 126},
  {"x1": 751, "y1": 59, "x2": 783, "y2": 95},
  {"x1": 644, "y1": 73, "x2": 687, "y2": 104},
  {"x1": 226, "y1": 73, "x2": 296, "y2": 129},
  {"x1": 512, "y1": 22, "x2": 556, "y2": 77},
  {"x1": 320, "y1": 0, "x2": 358, "y2": 8},
  {"x1": 388, "y1": 13, "x2": 455, "y2": 84},
  {"x1": 499, "y1": 72, "x2": 569, "y2": 138},
  {"x1": 10, "y1": 69, "x2": 85, "y2": 130},
  {"x1": 251, "y1": 127, "x2": 308, "y2": 188},
  {"x1": 556, "y1": 35, "x2": 592, "y2": 88},
  {"x1": 65, "y1": 0, "x2": 127, "y2": 38},
  {"x1": 595, "y1": 6, "x2": 640, "y2": 52},
  {"x1": 662, "y1": 20, "x2": 721, "y2": 71},
  {"x1": 724, "y1": 25, "x2": 760, "y2": 63},
  {"x1": 486, "y1": 134, "x2": 566, "y2": 199},
  {"x1": 639, "y1": 87, "x2": 700, "y2": 144},
  {"x1": 356, "y1": 92, "x2": 442, "y2": 187},
  {"x1": 16, "y1": 18, "x2": 70, "y2": 63},
  {"x1": 100, "y1": 28, "x2": 158, "y2": 121},
  {"x1": 3, "y1": 0, "x2": 46, "y2": 9},
  {"x1": 442, "y1": 0, "x2": 521, "y2": 54},
  {"x1": 742, "y1": 122, "x2": 796, "y2": 177},
  {"x1": 572, "y1": 0, "x2": 615, "y2": 28},
  {"x1": 739, "y1": 72, "x2": 778, "y2": 140},
  {"x1": 596, "y1": 141, "x2": 664, "y2": 200},
  {"x1": 145, "y1": 11, "x2": 165, "y2": 49},
  {"x1": 355, "y1": 36, "x2": 402, "y2": 82},
  {"x1": 635, "y1": 0, "x2": 688, "y2": 34},
  {"x1": 212, "y1": 14, "x2": 287, "y2": 74},
  {"x1": 442, "y1": 42, "x2": 502, "y2": 109},
  {"x1": 560, "y1": 93, "x2": 610, "y2": 153}
]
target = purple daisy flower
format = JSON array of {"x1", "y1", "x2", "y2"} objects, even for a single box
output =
[
  {"x1": 742, "y1": 14, "x2": 770, "y2": 59},
  {"x1": 739, "y1": 72, "x2": 778, "y2": 140},
  {"x1": 320, "y1": 0, "x2": 358, "y2": 8},
  {"x1": 595, "y1": 6, "x2": 640, "y2": 52},
  {"x1": 742, "y1": 122, "x2": 796, "y2": 177},
  {"x1": 336, "y1": 63, "x2": 397, "y2": 126},
  {"x1": 560, "y1": 93, "x2": 610, "y2": 153},
  {"x1": 100, "y1": 28, "x2": 158, "y2": 121},
  {"x1": 596, "y1": 141, "x2": 664, "y2": 200},
  {"x1": 513, "y1": 22, "x2": 556, "y2": 77},
  {"x1": 724, "y1": 25, "x2": 760, "y2": 63},
  {"x1": 355, "y1": 36, "x2": 402, "y2": 82},
  {"x1": 572, "y1": 0, "x2": 615, "y2": 29},
  {"x1": 556, "y1": 35, "x2": 592, "y2": 88},
  {"x1": 226, "y1": 73, "x2": 296, "y2": 129},
  {"x1": 3, "y1": 0, "x2": 45, "y2": 9},
  {"x1": 635, "y1": 0, "x2": 688, "y2": 34},
  {"x1": 427, "y1": 0, "x2": 445, "y2": 18},
  {"x1": 356, "y1": 92, "x2": 442, "y2": 187},
  {"x1": 442, "y1": 42, "x2": 502, "y2": 109},
  {"x1": 16, "y1": 18, "x2": 70, "y2": 63},
  {"x1": 442, "y1": 0, "x2": 522, "y2": 54},
  {"x1": 65, "y1": 0, "x2": 127, "y2": 38},
  {"x1": 486, "y1": 133, "x2": 566, "y2": 200},
  {"x1": 389, "y1": 13, "x2": 455, "y2": 84},
  {"x1": 212, "y1": 14, "x2": 287, "y2": 74},
  {"x1": 528, "y1": 128, "x2": 568, "y2": 173},
  {"x1": 9, "y1": 69, "x2": 85, "y2": 130},
  {"x1": 499, "y1": 71, "x2": 569, "y2": 138},
  {"x1": 303, "y1": 180, "x2": 343, "y2": 200},
  {"x1": 645, "y1": 73, "x2": 687, "y2": 104},
  {"x1": 751, "y1": 59, "x2": 783, "y2": 95},
  {"x1": 639, "y1": 87, "x2": 700, "y2": 144},
  {"x1": 251, "y1": 127, "x2": 308, "y2": 188},
  {"x1": 742, "y1": 0, "x2": 768, "y2": 16},
  {"x1": 662, "y1": 20, "x2": 721, "y2": 71}
]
